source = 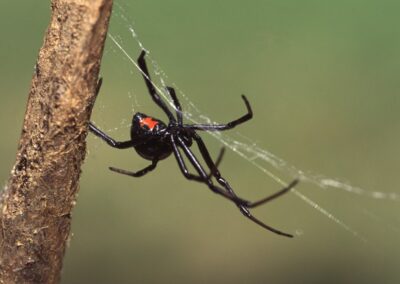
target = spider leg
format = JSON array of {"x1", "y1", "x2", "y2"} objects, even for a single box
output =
[
  {"x1": 214, "y1": 147, "x2": 225, "y2": 169},
  {"x1": 238, "y1": 206, "x2": 293, "y2": 238},
  {"x1": 137, "y1": 50, "x2": 176, "y2": 122},
  {"x1": 170, "y1": 139, "x2": 209, "y2": 183},
  {"x1": 246, "y1": 179, "x2": 299, "y2": 208},
  {"x1": 89, "y1": 122, "x2": 137, "y2": 149},
  {"x1": 95, "y1": 77, "x2": 103, "y2": 96},
  {"x1": 192, "y1": 133, "x2": 298, "y2": 208},
  {"x1": 170, "y1": 136, "x2": 250, "y2": 205},
  {"x1": 184, "y1": 95, "x2": 253, "y2": 131},
  {"x1": 166, "y1": 86, "x2": 183, "y2": 125},
  {"x1": 89, "y1": 78, "x2": 135, "y2": 149},
  {"x1": 176, "y1": 135, "x2": 293, "y2": 237},
  {"x1": 109, "y1": 159, "x2": 158, "y2": 177},
  {"x1": 189, "y1": 134, "x2": 295, "y2": 236},
  {"x1": 170, "y1": 139, "x2": 224, "y2": 180},
  {"x1": 207, "y1": 147, "x2": 225, "y2": 179}
]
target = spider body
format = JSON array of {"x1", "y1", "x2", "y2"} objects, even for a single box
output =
[{"x1": 89, "y1": 50, "x2": 298, "y2": 237}]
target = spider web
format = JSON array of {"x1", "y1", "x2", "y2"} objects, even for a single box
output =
[{"x1": 94, "y1": 2, "x2": 400, "y2": 245}]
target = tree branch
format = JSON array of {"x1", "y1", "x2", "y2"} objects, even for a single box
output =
[{"x1": 0, "y1": 0, "x2": 113, "y2": 283}]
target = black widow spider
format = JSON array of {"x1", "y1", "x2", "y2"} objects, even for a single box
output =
[{"x1": 89, "y1": 50, "x2": 299, "y2": 238}]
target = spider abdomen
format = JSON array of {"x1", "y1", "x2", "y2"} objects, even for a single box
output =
[
  {"x1": 134, "y1": 139, "x2": 172, "y2": 160},
  {"x1": 131, "y1": 112, "x2": 171, "y2": 160}
]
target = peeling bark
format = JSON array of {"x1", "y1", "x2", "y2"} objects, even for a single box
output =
[{"x1": 0, "y1": 0, "x2": 113, "y2": 283}]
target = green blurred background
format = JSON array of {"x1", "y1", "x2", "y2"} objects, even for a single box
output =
[{"x1": 1, "y1": 1, "x2": 399, "y2": 283}]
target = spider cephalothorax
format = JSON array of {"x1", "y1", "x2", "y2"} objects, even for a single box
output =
[{"x1": 89, "y1": 50, "x2": 298, "y2": 237}]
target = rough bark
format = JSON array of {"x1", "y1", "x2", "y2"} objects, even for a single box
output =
[{"x1": 0, "y1": 0, "x2": 113, "y2": 283}]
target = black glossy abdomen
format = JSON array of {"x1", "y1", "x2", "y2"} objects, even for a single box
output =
[{"x1": 134, "y1": 139, "x2": 172, "y2": 161}]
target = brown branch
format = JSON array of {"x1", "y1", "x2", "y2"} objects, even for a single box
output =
[{"x1": 0, "y1": 0, "x2": 113, "y2": 283}]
